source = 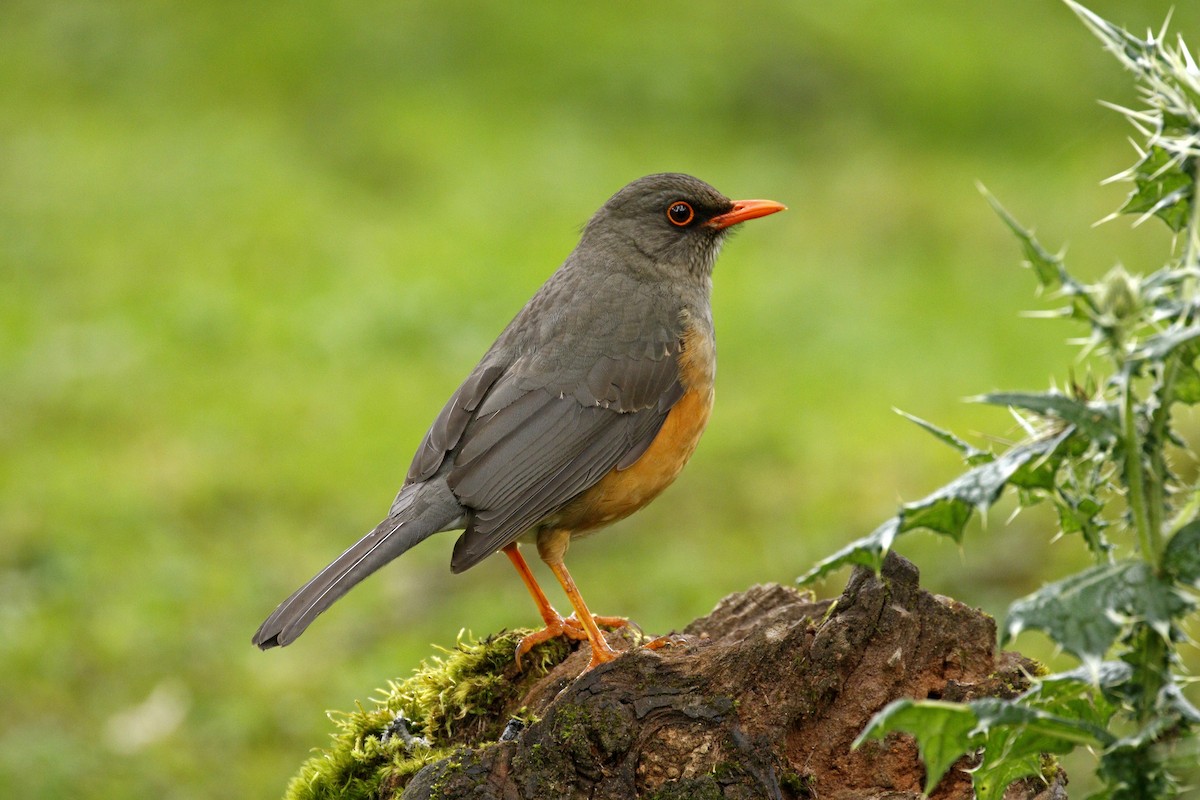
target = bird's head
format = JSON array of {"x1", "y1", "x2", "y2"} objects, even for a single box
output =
[{"x1": 581, "y1": 173, "x2": 786, "y2": 279}]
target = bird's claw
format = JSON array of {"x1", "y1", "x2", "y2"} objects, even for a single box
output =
[
  {"x1": 642, "y1": 633, "x2": 690, "y2": 651},
  {"x1": 513, "y1": 613, "x2": 629, "y2": 669}
]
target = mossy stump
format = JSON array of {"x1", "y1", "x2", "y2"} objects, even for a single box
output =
[{"x1": 283, "y1": 554, "x2": 1067, "y2": 800}]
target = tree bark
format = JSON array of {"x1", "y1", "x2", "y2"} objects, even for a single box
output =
[{"x1": 395, "y1": 553, "x2": 1067, "y2": 800}]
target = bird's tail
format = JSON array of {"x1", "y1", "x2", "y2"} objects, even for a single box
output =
[{"x1": 252, "y1": 480, "x2": 463, "y2": 649}]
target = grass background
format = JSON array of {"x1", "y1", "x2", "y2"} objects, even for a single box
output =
[{"x1": 3, "y1": 1, "x2": 1199, "y2": 797}]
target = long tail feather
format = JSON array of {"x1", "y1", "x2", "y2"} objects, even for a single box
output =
[{"x1": 252, "y1": 481, "x2": 462, "y2": 648}]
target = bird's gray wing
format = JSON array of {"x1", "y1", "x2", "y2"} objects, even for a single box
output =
[
  {"x1": 407, "y1": 363, "x2": 507, "y2": 485},
  {"x1": 443, "y1": 342, "x2": 685, "y2": 572}
]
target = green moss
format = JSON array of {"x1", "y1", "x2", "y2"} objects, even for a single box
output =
[
  {"x1": 779, "y1": 771, "x2": 815, "y2": 797},
  {"x1": 1040, "y1": 753, "x2": 1061, "y2": 782},
  {"x1": 419, "y1": 749, "x2": 468, "y2": 800},
  {"x1": 283, "y1": 630, "x2": 570, "y2": 800},
  {"x1": 986, "y1": 655, "x2": 1049, "y2": 701},
  {"x1": 710, "y1": 761, "x2": 742, "y2": 782},
  {"x1": 549, "y1": 702, "x2": 589, "y2": 745},
  {"x1": 546, "y1": 697, "x2": 634, "y2": 763},
  {"x1": 645, "y1": 776, "x2": 724, "y2": 800}
]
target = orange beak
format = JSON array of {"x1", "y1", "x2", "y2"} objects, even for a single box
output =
[{"x1": 706, "y1": 198, "x2": 787, "y2": 230}]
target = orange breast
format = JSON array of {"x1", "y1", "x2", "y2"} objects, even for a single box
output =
[{"x1": 552, "y1": 321, "x2": 715, "y2": 535}]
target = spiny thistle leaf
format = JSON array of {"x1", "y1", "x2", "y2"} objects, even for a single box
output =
[
  {"x1": 1043, "y1": 660, "x2": 1132, "y2": 691},
  {"x1": 897, "y1": 494, "x2": 973, "y2": 541},
  {"x1": 795, "y1": 518, "x2": 896, "y2": 584},
  {"x1": 1119, "y1": 145, "x2": 1193, "y2": 232},
  {"x1": 1003, "y1": 561, "x2": 1194, "y2": 663},
  {"x1": 1064, "y1": 0, "x2": 1156, "y2": 69},
  {"x1": 853, "y1": 699, "x2": 980, "y2": 795},
  {"x1": 1171, "y1": 360, "x2": 1200, "y2": 404},
  {"x1": 856, "y1": 696, "x2": 1109, "y2": 798},
  {"x1": 968, "y1": 696, "x2": 1112, "y2": 800},
  {"x1": 798, "y1": 430, "x2": 1071, "y2": 584},
  {"x1": 969, "y1": 697, "x2": 1110, "y2": 749},
  {"x1": 911, "y1": 669, "x2": 1120, "y2": 799},
  {"x1": 1054, "y1": 491, "x2": 1111, "y2": 557},
  {"x1": 1129, "y1": 323, "x2": 1200, "y2": 365},
  {"x1": 1159, "y1": 683, "x2": 1200, "y2": 727},
  {"x1": 976, "y1": 391, "x2": 1120, "y2": 444},
  {"x1": 982, "y1": 187, "x2": 1070, "y2": 291},
  {"x1": 1067, "y1": 0, "x2": 1200, "y2": 235},
  {"x1": 1163, "y1": 520, "x2": 1200, "y2": 584},
  {"x1": 1033, "y1": 664, "x2": 1124, "y2": 730},
  {"x1": 897, "y1": 428, "x2": 1074, "y2": 538},
  {"x1": 895, "y1": 409, "x2": 991, "y2": 463}
]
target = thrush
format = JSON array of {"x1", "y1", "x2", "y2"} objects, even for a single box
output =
[{"x1": 253, "y1": 173, "x2": 785, "y2": 669}]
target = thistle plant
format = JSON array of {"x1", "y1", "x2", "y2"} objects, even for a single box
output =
[{"x1": 800, "y1": 3, "x2": 1200, "y2": 797}]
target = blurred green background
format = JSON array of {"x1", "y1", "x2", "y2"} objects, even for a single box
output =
[{"x1": 4, "y1": 1, "x2": 1199, "y2": 797}]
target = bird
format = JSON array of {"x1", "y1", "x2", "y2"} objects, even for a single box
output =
[{"x1": 252, "y1": 173, "x2": 785, "y2": 670}]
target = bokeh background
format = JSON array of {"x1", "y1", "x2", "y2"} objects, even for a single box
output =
[{"x1": 4, "y1": 1, "x2": 1200, "y2": 797}]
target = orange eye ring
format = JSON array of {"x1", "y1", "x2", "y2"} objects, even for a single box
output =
[{"x1": 666, "y1": 201, "x2": 695, "y2": 227}]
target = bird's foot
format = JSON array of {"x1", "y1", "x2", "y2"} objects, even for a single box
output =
[
  {"x1": 514, "y1": 614, "x2": 587, "y2": 669},
  {"x1": 514, "y1": 613, "x2": 629, "y2": 669},
  {"x1": 572, "y1": 613, "x2": 627, "y2": 668},
  {"x1": 641, "y1": 632, "x2": 690, "y2": 651}
]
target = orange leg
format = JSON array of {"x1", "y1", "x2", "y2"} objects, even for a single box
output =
[
  {"x1": 545, "y1": 557, "x2": 621, "y2": 669},
  {"x1": 532, "y1": 529, "x2": 624, "y2": 669},
  {"x1": 503, "y1": 544, "x2": 590, "y2": 666},
  {"x1": 505, "y1": 541, "x2": 628, "y2": 669}
]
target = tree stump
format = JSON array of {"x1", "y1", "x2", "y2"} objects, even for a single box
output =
[{"x1": 384, "y1": 553, "x2": 1066, "y2": 799}]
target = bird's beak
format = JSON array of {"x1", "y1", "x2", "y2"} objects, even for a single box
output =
[{"x1": 706, "y1": 199, "x2": 787, "y2": 230}]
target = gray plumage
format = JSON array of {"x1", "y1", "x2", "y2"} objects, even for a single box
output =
[{"x1": 252, "y1": 173, "x2": 735, "y2": 649}]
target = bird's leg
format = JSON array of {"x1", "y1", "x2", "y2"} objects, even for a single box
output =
[
  {"x1": 503, "y1": 543, "x2": 590, "y2": 666},
  {"x1": 537, "y1": 531, "x2": 621, "y2": 669},
  {"x1": 546, "y1": 558, "x2": 622, "y2": 668}
]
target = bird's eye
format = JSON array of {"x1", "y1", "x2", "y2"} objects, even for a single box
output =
[{"x1": 666, "y1": 201, "x2": 695, "y2": 227}]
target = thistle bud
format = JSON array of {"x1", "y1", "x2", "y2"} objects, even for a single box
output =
[{"x1": 1098, "y1": 265, "x2": 1139, "y2": 322}]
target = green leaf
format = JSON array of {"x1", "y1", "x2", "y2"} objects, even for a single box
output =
[
  {"x1": 1003, "y1": 561, "x2": 1194, "y2": 662},
  {"x1": 966, "y1": 698, "x2": 1093, "y2": 800},
  {"x1": 1171, "y1": 361, "x2": 1200, "y2": 405},
  {"x1": 798, "y1": 429, "x2": 1072, "y2": 584},
  {"x1": 795, "y1": 519, "x2": 896, "y2": 584},
  {"x1": 977, "y1": 391, "x2": 1120, "y2": 445},
  {"x1": 1096, "y1": 739, "x2": 1176, "y2": 800},
  {"x1": 898, "y1": 495, "x2": 974, "y2": 541},
  {"x1": 857, "y1": 695, "x2": 1110, "y2": 799},
  {"x1": 897, "y1": 428, "x2": 1074, "y2": 540},
  {"x1": 1032, "y1": 665, "x2": 1123, "y2": 731},
  {"x1": 970, "y1": 697, "x2": 1109, "y2": 749},
  {"x1": 1163, "y1": 520, "x2": 1200, "y2": 584},
  {"x1": 1158, "y1": 683, "x2": 1200, "y2": 726},
  {"x1": 968, "y1": 698, "x2": 1109, "y2": 799},
  {"x1": 1054, "y1": 493, "x2": 1111, "y2": 556},
  {"x1": 973, "y1": 750, "x2": 1046, "y2": 800},
  {"x1": 854, "y1": 699, "x2": 980, "y2": 795},
  {"x1": 982, "y1": 188, "x2": 1068, "y2": 290},
  {"x1": 895, "y1": 409, "x2": 991, "y2": 463},
  {"x1": 1064, "y1": 0, "x2": 1155, "y2": 70},
  {"x1": 1008, "y1": 450, "x2": 1062, "y2": 493},
  {"x1": 1130, "y1": 324, "x2": 1200, "y2": 365},
  {"x1": 1119, "y1": 146, "x2": 1193, "y2": 232},
  {"x1": 1044, "y1": 660, "x2": 1132, "y2": 690}
]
